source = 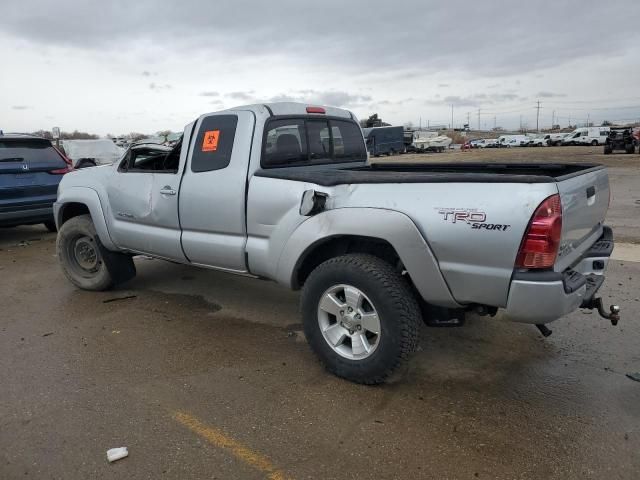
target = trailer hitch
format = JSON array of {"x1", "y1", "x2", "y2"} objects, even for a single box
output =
[{"x1": 584, "y1": 297, "x2": 621, "y2": 326}]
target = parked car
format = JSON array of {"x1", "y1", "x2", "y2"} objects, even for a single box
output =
[
  {"x1": 496, "y1": 135, "x2": 529, "y2": 147},
  {"x1": 363, "y1": 126, "x2": 404, "y2": 156},
  {"x1": 478, "y1": 138, "x2": 498, "y2": 148},
  {"x1": 0, "y1": 133, "x2": 73, "y2": 231},
  {"x1": 561, "y1": 127, "x2": 610, "y2": 146},
  {"x1": 544, "y1": 133, "x2": 568, "y2": 146},
  {"x1": 526, "y1": 135, "x2": 547, "y2": 147},
  {"x1": 53, "y1": 102, "x2": 620, "y2": 384},
  {"x1": 61, "y1": 139, "x2": 125, "y2": 168},
  {"x1": 604, "y1": 127, "x2": 636, "y2": 154}
]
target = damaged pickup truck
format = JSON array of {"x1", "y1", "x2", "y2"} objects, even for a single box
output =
[{"x1": 53, "y1": 102, "x2": 620, "y2": 384}]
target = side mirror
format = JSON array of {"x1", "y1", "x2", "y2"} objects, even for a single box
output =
[{"x1": 300, "y1": 190, "x2": 328, "y2": 216}]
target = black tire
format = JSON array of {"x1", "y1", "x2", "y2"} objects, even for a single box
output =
[
  {"x1": 57, "y1": 214, "x2": 134, "y2": 291},
  {"x1": 591, "y1": 140, "x2": 598, "y2": 146},
  {"x1": 301, "y1": 254, "x2": 421, "y2": 385},
  {"x1": 625, "y1": 144, "x2": 635, "y2": 154},
  {"x1": 44, "y1": 220, "x2": 57, "y2": 232},
  {"x1": 604, "y1": 145, "x2": 612, "y2": 154}
]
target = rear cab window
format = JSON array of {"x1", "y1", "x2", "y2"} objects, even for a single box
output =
[
  {"x1": 191, "y1": 115, "x2": 238, "y2": 172},
  {"x1": 261, "y1": 116, "x2": 366, "y2": 168}
]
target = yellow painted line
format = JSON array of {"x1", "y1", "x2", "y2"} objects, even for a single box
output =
[{"x1": 173, "y1": 411, "x2": 291, "y2": 480}]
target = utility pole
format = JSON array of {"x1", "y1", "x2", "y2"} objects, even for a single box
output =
[
  {"x1": 551, "y1": 110, "x2": 556, "y2": 129},
  {"x1": 451, "y1": 104, "x2": 454, "y2": 130},
  {"x1": 535, "y1": 100, "x2": 541, "y2": 132},
  {"x1": 419, "y1": 116, "x2": 422, "y2": 129},
  {"x1": 519, "y1": 115, "x2": 523, "y2": 131},
  {"x1": 587, "y1": 113, "x2": 590, "y2": 127},
  {"x1": 466, "y1": 111, "x2": 470, "y2": 129},
  {"x1": 493, "y1": 116, "x2": 497, "y2": 130},
  {"x1": 477, "y1": 108, "x2": 481, "y2": 131}
]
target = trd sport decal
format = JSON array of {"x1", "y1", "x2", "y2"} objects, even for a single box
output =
[{"x1": 436, "y1": 208, "x2": 511, "y2": 231}]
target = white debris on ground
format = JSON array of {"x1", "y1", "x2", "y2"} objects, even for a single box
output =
[{"x1": 106, "y1": 447, "x2": 128, "y2": 463}]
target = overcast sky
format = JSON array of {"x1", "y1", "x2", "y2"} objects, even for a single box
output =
[{"x1": 2, "y1": 0, "x2": 640, "y2": 135}]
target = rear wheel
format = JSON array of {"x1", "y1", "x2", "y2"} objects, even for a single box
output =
[
  {"x1": 591, "y1": 140, "x2": 598, "y2": 146},
  {"x1": 301, "y1": 254, "x2": 421, "y2": 384},
  {"x1": 604, "y1": 145, "x2": 612, "y2": 154},
  {"x1": 625, "y1": 144, "x2": 635, "y2": 154}
]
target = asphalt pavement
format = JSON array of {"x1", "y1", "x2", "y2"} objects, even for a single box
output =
[{"x1": 1, "y1": 160, "x2": 639, "y2": 479}]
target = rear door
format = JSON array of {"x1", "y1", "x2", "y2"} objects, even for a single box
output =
[
  {"x1": 555, "y1": 167, "x2": 610, "y2": 271},
  {"x1": 178, "y1": 110, "x2": 255, "y2": 271},
  {"x1": 0, "y1": 138, "x2": 67, "y2": 214}
]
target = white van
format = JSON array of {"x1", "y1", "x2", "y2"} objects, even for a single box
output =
[
  {"x1": 497, "y1": 135, "x2": 529, "y2": 147},
  {"x1": 561, "y1": 127, "x2": 610, "y2": 146}
]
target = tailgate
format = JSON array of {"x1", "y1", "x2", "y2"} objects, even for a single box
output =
[{"x1": 555, "y1": 166, "x2": 609, "y2": 272}]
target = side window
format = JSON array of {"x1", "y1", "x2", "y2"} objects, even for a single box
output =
[
  {"x1": 263, "y1": 119, "x2": 307, "y2": 167},
  {"x1": 191, "y1": 114, "x2": 238, "y2": 173},
  {"x1": 307, "y1": 120, "x2": 331, "y2": 161},
  {"x1": 330, "y1": 120, "x2": 367, "y2": 160},
  {"x1": 120, "y1": 145, "x2": 179, "y2": 173}
]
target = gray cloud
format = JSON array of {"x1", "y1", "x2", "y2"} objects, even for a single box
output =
[
  {"x1": 427, "y1": 92, "x2": 524, "y2": 107},
  {"x1": 199, "y1": 91, "x2": 219, "y2": 97},
  {"x1": 1, "y1": 1, "x2": 638, "y2": 76},
  {"x1": 268, "y1": 90, "x2": 372, "y2": 107},
  {"x1": 141, "y1": 71, "x2": 157, "y2": 77},
  {"x1": 226, "y1": 91, "x2": 255, "y2": 101},
  {"x1": 12, "y1": 105, "x2": 30, "y2": 110},
  {"x1": 438, "y1": 84, "x2": 450, "y2": 88},
  {"x1": 537, "y1": 91, "x2": 567, "y2": 98},
  {"x1": 149, "y1": 82, "x2": 171, "y2": 91}
]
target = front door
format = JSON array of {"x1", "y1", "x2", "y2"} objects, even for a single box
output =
[{"x1": 105, "y1": 143, "x2": 186, "y2": 261}]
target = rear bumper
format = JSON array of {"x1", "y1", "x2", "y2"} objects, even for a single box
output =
[
  {"x1": 504, "y1": 227, "x2": 613, "y2": 324},
  {"x1": 0, "y1": 204, "x2": 54, "y2": 227}
]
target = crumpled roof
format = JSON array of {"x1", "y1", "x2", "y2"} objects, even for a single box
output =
[{"x1": 62, "y1": 139, "x2": 125, "y2": 165}]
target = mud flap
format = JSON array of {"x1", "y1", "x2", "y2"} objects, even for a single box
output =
[{"x1": 95, "y1": 237, "x2": 137, "y2": 285}]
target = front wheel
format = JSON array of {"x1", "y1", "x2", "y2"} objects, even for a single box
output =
[
  {"x1": 301, "y1": 254, "x2": 421, "y2": 384},
  {"x1": 591, "y1": 140, "x2": 599, "y2": 146},
  {"x1": 57, "y1": 214, "x2": 135, "y2": 290}
]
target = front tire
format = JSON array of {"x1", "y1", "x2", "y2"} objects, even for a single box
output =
[
  {"x1": 57, "y1": 214, "x2": 135, "y2": 291},
  {"x1": 301, "y1": 254, "x2": 421, "y2": 384}
]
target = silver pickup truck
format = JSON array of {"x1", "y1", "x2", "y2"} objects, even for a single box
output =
[{"x1": 53, "y1": 102, "x2": 619, "y2": 384}]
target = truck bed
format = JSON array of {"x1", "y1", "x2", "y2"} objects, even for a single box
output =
[{"x1": 253, "y1": 162, "x2": 604, "y2": 186}]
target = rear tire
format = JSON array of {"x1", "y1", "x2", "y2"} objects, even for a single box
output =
[
  {"x1": 625, "y1": 144, "x2": 635, "y2": 154},
  {"x1": 301, "y1": 254, "x2": 421, "y2": 385},
  {"x1": 604, "y1": 145, "x2": 612, "y2": 154},
  {"x1": 591, "y1": 140, "x2": 598, "y2": 146},
  {"x1": 57, "y1": 214, "x2": 135, "y2": 291}
]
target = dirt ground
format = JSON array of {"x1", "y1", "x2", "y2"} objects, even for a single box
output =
[{"x1": 1, "y1": 146, "x2": 639, "y2": 479}]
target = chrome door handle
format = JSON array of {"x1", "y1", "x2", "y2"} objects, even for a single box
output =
[{"x1": 160, "y1": 186, "x2": 176, "y2": 196}]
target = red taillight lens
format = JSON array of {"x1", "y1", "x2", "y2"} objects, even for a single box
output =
[
  {"x1": 51, "y1": 146, "x2": 74, "y2": 174},
  {"x1": 515, "y1": 194, "x2": 563, "y2": 269},
  {"x1": 306, "y1": 106, "x2": 326, "y2": 114}
]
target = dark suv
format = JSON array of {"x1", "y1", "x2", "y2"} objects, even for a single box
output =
[{"x1": 0, "y1": 134, "x2": 73, "y2": 231}]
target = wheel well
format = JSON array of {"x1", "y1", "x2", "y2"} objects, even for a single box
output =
[
  {"x1": 294, "y1": 236, "x2": 401, "y2": 289},
  {"x1": 60, "y1": 202, "x2": 90, "y2": 225}
]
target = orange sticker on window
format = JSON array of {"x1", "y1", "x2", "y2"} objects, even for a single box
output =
[{"x1": 202, "y1": 130, "x2": 220, "y2": 152}]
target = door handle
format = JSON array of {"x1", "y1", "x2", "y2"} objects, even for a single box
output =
[{"x1": 160, "y1": 186, "x2": 176, "y2": 196}]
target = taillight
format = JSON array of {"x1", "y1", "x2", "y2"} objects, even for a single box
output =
[
  {"x1": 50, "y1": 167, "x2": 73, "y2": 174},
  {"x1": 51, "y1": 147, "x2": 74, "y2": 174},
  {"x1": 515, "y1": 194, "x2": 563, "y2": 269}
]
